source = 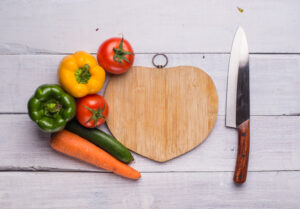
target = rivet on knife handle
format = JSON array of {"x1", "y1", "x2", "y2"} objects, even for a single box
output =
[{"x1": 234, "y1": 119, "x2": 250, "y2": 183}]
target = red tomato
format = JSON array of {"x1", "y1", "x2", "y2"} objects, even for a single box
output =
[
  {"x1": 97, "y1": 37, "x2": 134, "y2": 74},
  {"x1": 76, "y1": 94, "x2": 109, "y2": 128}
]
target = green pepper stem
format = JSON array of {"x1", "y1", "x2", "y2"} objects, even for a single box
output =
[{"x1": 46, "y1": 102, "x2": 62, "y2": 113}]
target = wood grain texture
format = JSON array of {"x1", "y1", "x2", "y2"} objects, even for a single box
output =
[
  {"x1": 105, "y1": 66, "x2": 218, "y2": 162},
  {"x1": 1, "y1": 171, "x2": 300, "y2": 209},
  {"x1": 0, "y1": 0, "x2": 299, "y2": 54},
  {"x1": 1, "y1": 115, "x2": 300, "y2": 172},
  {"x1": 234, "y1": 120, "x2": 250, "y2": 183},
  {"x1": 0, "y1": 54, "x2": 300, "y2": 116}
]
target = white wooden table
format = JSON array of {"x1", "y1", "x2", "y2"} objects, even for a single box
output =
[{"x1": 1, "y1": 1, "x2": 300, "y2": 208}]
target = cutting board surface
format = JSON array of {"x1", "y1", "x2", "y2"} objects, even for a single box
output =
[{"x1": 104, "y1": 66, "x2": 218, "y2": 162}]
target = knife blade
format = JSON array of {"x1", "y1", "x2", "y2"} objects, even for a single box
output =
[{"x1": 226, "y1": 27, "x2": 250, "y2": 183}]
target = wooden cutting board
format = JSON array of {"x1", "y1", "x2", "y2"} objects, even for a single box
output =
[{"x1": 104, "y1": 66, "x2": 218, "y2": 162}]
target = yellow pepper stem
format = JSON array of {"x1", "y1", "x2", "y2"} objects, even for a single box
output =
[{"x1": 75, "y1": 64, "x2": 91, "y2": 84}]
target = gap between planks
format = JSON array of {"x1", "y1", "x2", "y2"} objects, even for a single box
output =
[
  {"x1": 1, "y1": 168, "x2": 300, "y2": 173},
  {"x1": 1, "y1": 52, "x2": 300, "y2": 56},
  {"x1": 1, "y1": 113, "x2": 299, "y2": 117}
]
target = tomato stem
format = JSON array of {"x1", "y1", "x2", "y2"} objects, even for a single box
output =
[
  {"x1": 83, "y1": 103, "x2": 106, "y2": 127},
  {"x1": 113, "y1": 37, "x2": 134, "y2": 64}
]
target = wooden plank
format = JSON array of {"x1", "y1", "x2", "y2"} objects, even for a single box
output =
[
  {"x1": 0, "y1": 0, "x2": 299, "y2": 54},
  {"x1": 0, "y1": 171, "x2": 299, "y2": 209},
  {"x1": 0, "y1": 54, "x2": 300, "y2": 115},
  {"x1": 1, "y1": 114, "x2": 300, "y2": 172}
]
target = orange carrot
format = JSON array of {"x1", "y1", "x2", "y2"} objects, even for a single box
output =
[{"x1": 50, "y1": 130, "x2": 141, "y2": 180}]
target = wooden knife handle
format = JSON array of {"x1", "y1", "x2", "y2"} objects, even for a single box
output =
[{"x1": 234, "y1": 119, "x2": 250, "y2": 183}]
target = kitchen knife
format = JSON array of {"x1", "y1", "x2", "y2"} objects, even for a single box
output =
[{"x1": 226, "y1": 27, "x2": 250, "y2": 184}]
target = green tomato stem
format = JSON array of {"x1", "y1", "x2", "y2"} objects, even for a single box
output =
[
  {"x1": 113, "y1": 37, "x2": 134, "y2": 64},
  {"x1": 83, "y1": 103, "x2": 106, "y2": 127}
]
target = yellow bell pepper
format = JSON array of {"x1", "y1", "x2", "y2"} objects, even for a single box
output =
[{"x1": 58, "y1": 51, "x2": 105, "y2": 98}]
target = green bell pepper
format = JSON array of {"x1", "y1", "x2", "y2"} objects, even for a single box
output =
[{"x1": 28, "y1": 84, "x2": 76, "y2": 132}]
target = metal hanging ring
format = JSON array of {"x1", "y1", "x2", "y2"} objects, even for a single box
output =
[{"x1": 152, "y1": 53, "x2": 168, "y2": 69}]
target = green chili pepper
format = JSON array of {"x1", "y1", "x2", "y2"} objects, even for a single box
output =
[{"x1": 28, "y1": 84, "x2": 76, "y2": 132}]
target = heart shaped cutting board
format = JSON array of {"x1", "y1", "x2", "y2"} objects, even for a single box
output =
[{"x1": 104, "y1": 66, "x2": 218, "y2": 162}]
